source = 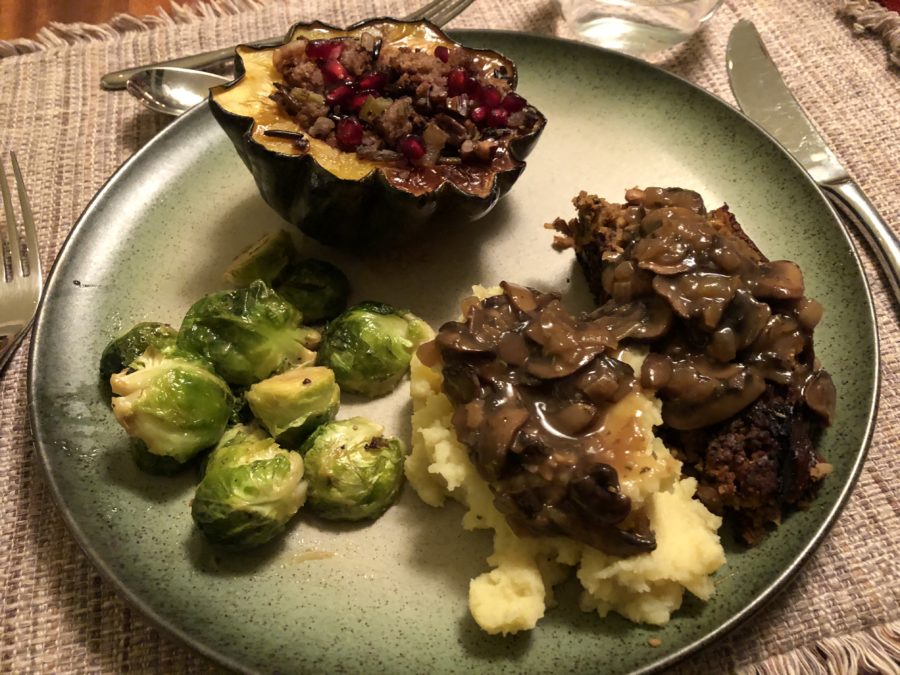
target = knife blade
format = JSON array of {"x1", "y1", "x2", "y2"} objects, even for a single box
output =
[{"x1": 727, "y1": 20, "x2": 900, "y2": 304}]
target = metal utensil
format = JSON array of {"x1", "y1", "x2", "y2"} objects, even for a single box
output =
[
  {"x1": 126, "y1": 67, "x2": 231, "y2": 116},
  {"x1": 727, "y1": 20, "x2": 900, "y2": 304},
  {"x1": 102, "y1": 0, "x2": 475, "y2": 91},
  {"x1": 0, "y1": 152, "x2": 43, "y2": 375}
]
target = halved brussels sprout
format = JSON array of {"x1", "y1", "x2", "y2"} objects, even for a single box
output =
[
  {"x1": 99, "y1": 322, "x2": 178, "y2": 401},
  {"x1": 178, "y1": 280, "x2": 319, "y2": 386},
  {"x1": 246, "y1": 365, "x2": 340, "y2": 448},
  {"x1": 316, "y1": 302, "x2": 433, "y2": 397},
  {"x1": 224, "y1": 230, "x2": 297, "y2": 287},
  {"x1": 300, "y1": 417, "x2": 405, "y2": 521},
  {"x1": 192, "y1": 424, "x2": 307, "y2": 549},
  {"x1": 274, "y1": 258, "x2": 350, "y2": 324},
  {"x1": 110, "y1": 346, "x2": 234, "y2": 463}
]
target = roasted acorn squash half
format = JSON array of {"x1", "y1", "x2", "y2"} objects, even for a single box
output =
[{"x1": 209, "y1": 19, "x2": 546, "y2": 247}]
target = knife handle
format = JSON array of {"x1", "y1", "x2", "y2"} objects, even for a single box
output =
[
  {"x1": 823, "y1": 181, "x2": 900, "y2": 306},
  {"x1": 99, "y1": 37, "x2": 282, "y2": 91}
]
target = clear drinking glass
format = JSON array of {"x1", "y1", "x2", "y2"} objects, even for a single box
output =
[{"x1": 560, "y1": 0, "x2": 724, "y2": 56}]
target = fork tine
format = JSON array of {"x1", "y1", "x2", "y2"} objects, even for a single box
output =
[
  {"x1": 0, "y1": 158, "x2": 22, "y2": 277},
  {"x1": 10, "y1": 152, "x2": 40, "y2": 279},
  {"x1": 403, "y1": 0, "x2": 445, "y2": 21},
  {"x1": 429, "y1": 0, "x2": 474, "y2": 26}
]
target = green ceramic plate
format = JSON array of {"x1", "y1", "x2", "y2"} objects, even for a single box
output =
[{"x1": 28, "y1": 31, "x2": 877, "y2": 674}]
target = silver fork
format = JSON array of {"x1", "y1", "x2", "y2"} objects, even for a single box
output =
[
  {"x1": 404, "y1": 0, "x2": 475, "y2": 25},
  {"x1": 100, "y1": 0, "x2": 476, "y2": 90},
  {"x1": 0, "y1": 152, "x2": 42, "y2": 375}
]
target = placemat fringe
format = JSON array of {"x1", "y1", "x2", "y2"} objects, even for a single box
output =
[
  {"x1": 837, "y1": 0, "x2": 900, "y2": 66},
  {"x1": 737, "y1": 620, "x2": 900, "y2": 674},
  {"x1": 0, "y1": 0, "x2": 272, "y2": 58}
]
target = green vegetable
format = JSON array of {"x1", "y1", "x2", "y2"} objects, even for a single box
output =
[
  {"x1": 300, "y1": 417, "x2": 405, "y2": 521},
  {"x1": 274, "y1": 259, "x2": 350, "y2": 324},
  {"x1": 178, "y1": 280, "x2": 319, "y2": 386},
  {"x1": 192, "y1": 424, "x2": 306, "y2": 549},
  {"x1": 246, "y1": 365, "x2": 340, "y2": 448},
  {"x1": 110, "y1": 346, "x2": 233, "y2": 463},
  {"x1": 316, "y1": 302, "x2": 432, "y2": 397},
  {"x1": 98, "y1": 322, "x2": 178, "y2": 401},
  {"x1": 129, "y1": 439, "x2": 190, "y2": 476},
  {"x1": 224, "y1": 230, "x2": 297, "y2": 287},
  {"x1": 358, "y1": 96, "x2": 392, "y2": 124}
]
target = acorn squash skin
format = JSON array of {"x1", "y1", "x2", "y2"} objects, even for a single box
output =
[{"x1": 209, "y1": 19, "x2": 545, "y2": 248}]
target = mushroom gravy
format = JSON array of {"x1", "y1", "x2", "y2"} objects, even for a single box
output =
[
  {"x1": 420, "y1": 282, "x2": 663, "y2": 556},
  {"x1": 550, "y1": 187, "x2": 835, "y2": 432},
  {"x1": 549, "y1": 187, "x2": 836, "y2": 544}
]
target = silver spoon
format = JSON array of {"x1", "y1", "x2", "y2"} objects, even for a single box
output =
[{"x1": 126, "y1": 67, "x2": 231, "y2": 116}]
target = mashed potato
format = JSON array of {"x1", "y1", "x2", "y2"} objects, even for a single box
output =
[{"x1": 406, "y1": 287, "x2": 726, "y2": 635}]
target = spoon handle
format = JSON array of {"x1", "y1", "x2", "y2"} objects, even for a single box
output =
[{"x1": 100, "y1": 37, "x2": 282, "y2": 91}]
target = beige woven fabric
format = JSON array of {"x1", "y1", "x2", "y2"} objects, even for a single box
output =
[{"x1": 1, "y1": 0, "x2": 898, "y2": 672}]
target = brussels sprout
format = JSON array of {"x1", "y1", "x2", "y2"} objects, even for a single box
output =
[
  {"x1": 110, "y1": 346, "x2": 234, "y2": 463},
  {"x1": 274, "y1": 259, "x2": 350, "y2": 324},
  {"x1": 192, "y1": 424, "x2": 306, "y2": 549},
  {"x1": 316, "y1": 302, "x2": 432, "y2": 397},
  {"x1": 178, "y1": 280, "x2": 320, "y2": 386},
  {"x1": 224, "y1": 230, "x2": 297, "y2": 287},
  {"x1": 99, "y1": 322, "x2": 178, "y2": 401},
  {"x1": 129, "y1": 439, "x2": 190, "y2": 476},
  {"x1": 300, "y1": 417, "x2": 405, "y2": 521},
  {"x1": 228, "y1": 389, "x2": 255, "y2": 426},
  {"x1": 246, "y1": 365, "x2": 340, "y2": 448}
]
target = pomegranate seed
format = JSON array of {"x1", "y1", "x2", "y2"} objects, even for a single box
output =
[
  {"x1": 447, "y1": 68, "x2": 467, "y2": 96},
  {"x1": 325, "y1": 84, "x2": 355, "y2": 106},
  {"x1": 335, "y1": 117, "x2": 364, "y2": 150},
  {"x1": 501, "y1": 92, "x2": 526, "y2": 113},
  {"x1": 306, "y1": 39, "x2": 344, "y2": 61},
  {"x1": 434, "y1": 45, "x2": 450, "y2": 63},
  {"x1": 322, "y1": 59, "x2": 349, "y2": 83},
  {"x1": 357, "y1": 72, "x2": 386, "y2": 91},
  {"x1": 398, "y1": 135, "x2": 426, "y2": 161},
  {"x1": 480, "y1": 86, "x2": 502, "y2": 108},
  {"x1": 487, "y1": 107, "x2": 509, "y2": 127},
  {"x1": 465, "y1": 76, "x2": 481, "y2": 101},
  {"x1": 348, "y1": 91, "x2": 374, "y2": 111},
  {"x1": 470, "y1": 106, "x2": 489, "y2": 124}
]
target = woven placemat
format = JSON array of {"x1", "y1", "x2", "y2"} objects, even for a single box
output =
[{"x1": 0, "y1": 0, "x2": 898, "y2": 672}]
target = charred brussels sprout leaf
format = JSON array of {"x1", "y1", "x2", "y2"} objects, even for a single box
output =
[
  {"x1": 300, "y1": 417, "x2": 405, "y2": 521},
  {"x1": 192, "y1": 424, "x2": 307, "y2": 549},
  {"x1": 99, "y1": 322, "x2": 178, "y2": 401},
  {"x1": 274, "y1": 259, "x2": 350, "y2": 324},
  {"x1": 316, "y1": 302, "x2": 432, "y2": 397},
  {"x1": 224, "y1": 230, "x2": 297, "y2": 287},
  {"x1": 110, "y1": 346, "x2": 233, "y2": 463},
  {"x1": 178, "y1": 280, "x2": 319, "y2": 386},
  {"x1": 246, "y1": 365, "x2": 340, "y2": 448},
  {"x1": 129, "y1": 439, "x2": 191, "y2": 476}
]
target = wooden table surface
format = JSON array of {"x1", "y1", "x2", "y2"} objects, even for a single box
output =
[{"x1": 0, "y1": 0, "x2": 196, "y2": 41}]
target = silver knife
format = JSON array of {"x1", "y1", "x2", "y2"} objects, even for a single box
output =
[{"x1": 727, "y1": 20, "x2": 900, "y2": 304}]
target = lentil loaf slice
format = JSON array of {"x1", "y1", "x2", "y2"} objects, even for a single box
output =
[{"x1": 549, "y1": 188, "x2": 833, "y2": 545}]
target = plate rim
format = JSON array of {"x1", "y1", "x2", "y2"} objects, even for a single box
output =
[{"x1": 26, "y1": 29, "x2": 881, "y2": 675}]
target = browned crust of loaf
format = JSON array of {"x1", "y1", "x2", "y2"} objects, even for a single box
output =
[
  {"x1": 547, "y1": 192, "x2": 626, "y2": 302},
  {"x1": 665, "y1": 386, "x2": 830, "y2": 545},
  {"x1": 708, "y1": 204, "x2": 768, "y2": 263}
]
